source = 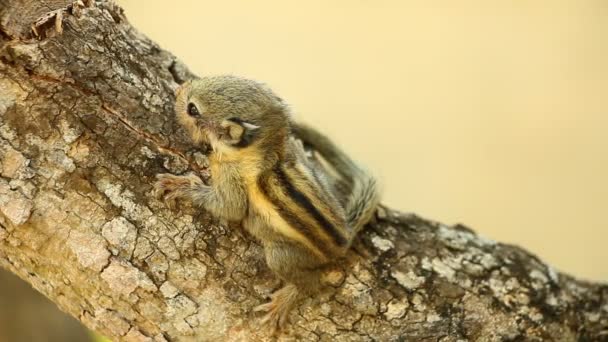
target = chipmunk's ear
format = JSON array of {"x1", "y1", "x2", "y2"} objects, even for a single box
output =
[{"x1": 221, "y1": 118, "x2": 260, "y2": 148}]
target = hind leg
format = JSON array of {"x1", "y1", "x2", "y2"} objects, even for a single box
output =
[
  {"x1": 254, "y1": 283, "x2": 300, "y2": 330},
  {"x1": 254, "y1": 241, "x2": 325, "y2": 333}
]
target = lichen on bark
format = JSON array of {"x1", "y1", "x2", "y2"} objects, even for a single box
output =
[{"x1": 0, "y1": 1, "x2": 607, "y2": 341}]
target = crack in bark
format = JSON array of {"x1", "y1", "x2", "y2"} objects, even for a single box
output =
[{"x1": 24, "y1": 72, "x2": 199, "y2": 173}]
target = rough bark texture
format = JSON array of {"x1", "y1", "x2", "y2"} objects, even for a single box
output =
[{"x1": 0, "y1": 1, "x2": 607, "y2": 341}]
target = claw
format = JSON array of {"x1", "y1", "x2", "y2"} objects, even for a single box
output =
[
  {"x1": 163, "y1": 191, "x2": 180, "y2": 210},
  {"x1": 153, "y1": 173, "x2": 208, "y2": 211},
  {"x1": 153, "y1": 174, "x2": 186, "y2": 210},
  {"x1": 254, "y1": 301, "x2": 281, "y2": 336},
  {"x1": 153, "y1": 182, "x2": 166, "y2": 200},
  {"x1": 163, "y1": 196, "x2": 176, "y2": 210},
  {"x1": 253, "y1": 284, "x2": 299, "y2": 335},
  {"x1": 253, "y1": 301, "x2": 275, "y2": 313}
]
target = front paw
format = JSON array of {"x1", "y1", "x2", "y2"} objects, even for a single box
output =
[{"x1": 153, "y1": 173, "x2": 190, "y2": 209}]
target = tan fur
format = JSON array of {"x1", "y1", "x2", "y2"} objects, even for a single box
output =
[{"x1": 155, "y1": 75, "x2": 380, "y2": 334}]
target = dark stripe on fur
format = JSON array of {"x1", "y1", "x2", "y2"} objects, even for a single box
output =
[
  {"x1": 257, "y1": 170, "x2": 333, "y2": 258},
  {"x1": 275, "y1": 165, "x2": 348, "y2": 247}
]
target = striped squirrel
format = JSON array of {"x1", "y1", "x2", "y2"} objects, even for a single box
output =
[{"x1": 154, "y1": 75, "x2": 380, "y2": 332}]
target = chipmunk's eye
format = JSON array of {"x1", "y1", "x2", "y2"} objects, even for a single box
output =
[{"x1": 187, "y1": 103, "x2": 200, "y2": 117}]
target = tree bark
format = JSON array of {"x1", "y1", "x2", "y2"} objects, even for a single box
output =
[{"x1": 0, "y1": 1, "x2": 606, "y2": 341}]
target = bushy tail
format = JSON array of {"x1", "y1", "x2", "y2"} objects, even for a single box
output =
[{"x1": 292, "y1": 123, "x2": 381, "y2": 233}]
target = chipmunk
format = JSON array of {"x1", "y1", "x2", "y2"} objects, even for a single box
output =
[{"x1": 154, "y1": 75, "x2": 380, "y2": 332}]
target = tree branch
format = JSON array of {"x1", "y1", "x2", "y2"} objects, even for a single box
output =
[{"x1": 0, "y1": 1, "x2": 606, "y2": 341}]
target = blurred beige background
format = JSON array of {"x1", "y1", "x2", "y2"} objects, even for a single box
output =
[{"x1": 117, "y1": 0, "x2": 607, "y2": 282}]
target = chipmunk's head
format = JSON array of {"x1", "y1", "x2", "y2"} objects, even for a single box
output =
[{"x1": 175, "y1": 75, "x2": 290, "y2": 153}]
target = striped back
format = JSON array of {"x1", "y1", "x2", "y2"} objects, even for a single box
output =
[{"x1": 255, "y1": 160, "x2": 350, "y2": 261}]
